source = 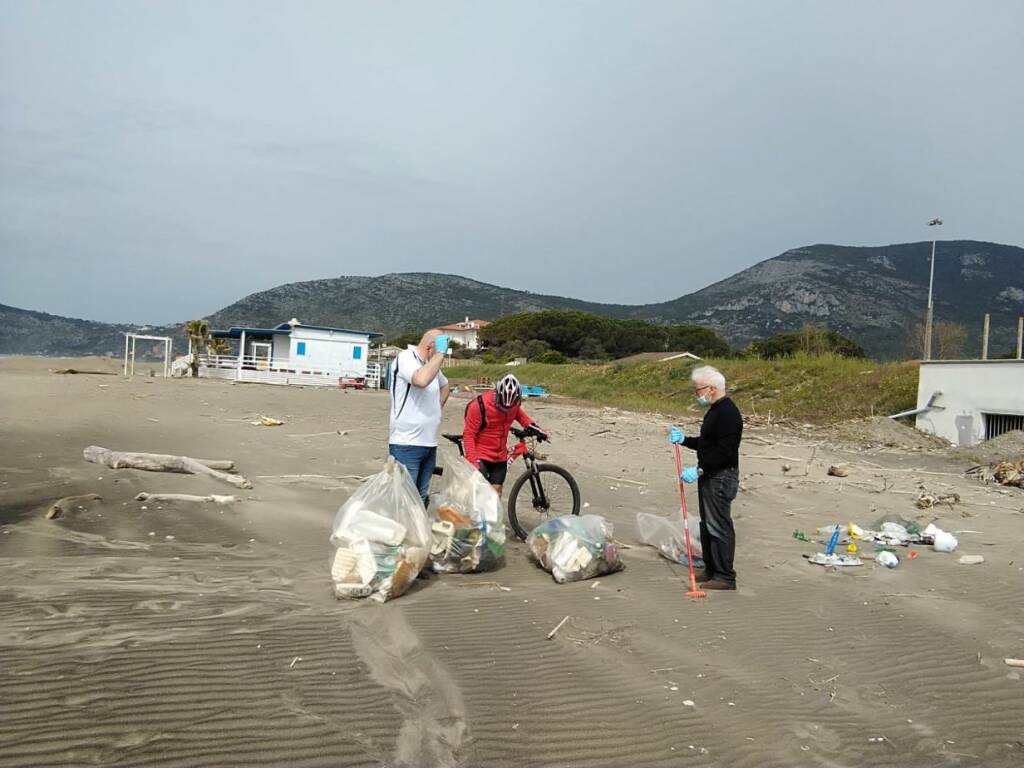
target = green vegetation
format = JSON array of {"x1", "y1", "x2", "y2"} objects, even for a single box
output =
[
  {"x1": 385, "y1": 332, "x2": 421, "y2": 348},
  {"x1": 446, "y1": 354, "x2": 918, "y2": 424},
  {"x1": 480, "y1": 310, "x2": 731, "y2": 360},
  {"x1": 183, "y1": 319, "x2": 211, "y2": 377},
  {"x1": 748, "y1": 326, "x2": 865, "y2": 359}
]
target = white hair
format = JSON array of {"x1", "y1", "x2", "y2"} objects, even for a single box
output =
[{"x1": 691, "y1": 365, "x2": 726, "y2": 393}]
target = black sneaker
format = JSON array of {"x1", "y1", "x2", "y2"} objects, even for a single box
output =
[{"x1": 701, "y1": 579, "x2": 736, "y2": 591}]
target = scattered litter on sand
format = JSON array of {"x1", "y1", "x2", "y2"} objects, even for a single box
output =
[
  {"x1": 967, "y1": 460, "x2": 1024, "y2": 489},
  {"x1": 805, "y1": 552, "x2": 863, "y2": 567},
  {"x1": 915, "y1": 491, "x2": 961, "y2": 509},
  {"x1": 252, "y1": 415, "x2": 285, "y2": 426}
]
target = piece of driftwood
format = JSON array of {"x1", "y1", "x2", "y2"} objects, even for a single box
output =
[
  {"x1": 83, "y1": 446, "x2": 251, "y2": 489},
  {"x1": 255, "y1": 473, "x2": 368, "y2": 482},
  {"x1": 600, "y1": 475, "x2": 648, "y2": 486},
  {"x1": 51, "y1": 368, "x2": 116, "y2": 376},
  {"x1": 546, "y1": 615, "x2": 571, "y2": 640},
  {"x1": 746, "y1": 454, "x2": 807, "y2": 463},
  {"x1": 46, "y1": 493, "x2": 102, "y2": 520},
  {"x1": 135, "y1": 492, "x2": 238, "y2": 504}
]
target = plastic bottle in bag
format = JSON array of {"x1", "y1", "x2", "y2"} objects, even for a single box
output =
[
  {"x1": 330, "y1": 457, "x2": 432, "y2": 602},
  {"x1": 428, "y1": 451, "x2": 506, "y2": 573},
  {"x1": 528, "y1": 514, "x2": 624, "y2": 583}
]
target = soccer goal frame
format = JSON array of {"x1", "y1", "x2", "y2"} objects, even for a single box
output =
[{"x1": 123, "y1": 333, "x2": 173, "y2": 378}]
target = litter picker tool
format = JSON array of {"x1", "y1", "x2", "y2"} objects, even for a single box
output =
[{"x1": 673, "y1": 444, "x2": 706, "y2": 599}]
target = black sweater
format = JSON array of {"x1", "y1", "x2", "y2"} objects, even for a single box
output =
[{"x1": 682, "y1": 396, "x2": 743, "y2": 476}]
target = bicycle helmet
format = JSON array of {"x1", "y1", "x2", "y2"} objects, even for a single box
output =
[{"x1": 495, "y1": 374, "x2": 522, "y2": 411}]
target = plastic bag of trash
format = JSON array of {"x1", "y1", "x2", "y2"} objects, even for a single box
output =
[
  {"x1": 634, "y1": 512, "x2": 703, "y2": 568},
  {"x1": 427, "y1": 452, "x2": 505, "y2": 573},
  {"x1": 527, "y1": 514, "x2": 624, "y2": 583},
  {"x1": 330, "y1": 457, "x2": 431, "y2": 602}
]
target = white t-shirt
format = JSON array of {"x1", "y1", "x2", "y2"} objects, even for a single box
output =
[{"x1": 388, "y1": 346, "x2": 448, "y2": 447}]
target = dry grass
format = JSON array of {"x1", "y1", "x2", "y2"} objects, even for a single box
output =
[{"x1": 445, "y1": 354, "x2": 919, "y2": 424}]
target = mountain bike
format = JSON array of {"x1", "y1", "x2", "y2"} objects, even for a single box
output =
[{"x1": 441, "y1": 425, "x2": 581, "y2": 540}]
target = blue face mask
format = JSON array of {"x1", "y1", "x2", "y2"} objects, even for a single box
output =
[{"x1": 695, "y1": 387, "x2": 713, "y2": 407}]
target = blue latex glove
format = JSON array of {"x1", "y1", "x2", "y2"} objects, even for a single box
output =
[
  {"x1": 434, "y1": 334, "x2": 450, "y2": 354},
  {"x1": 680, "y1": 466, "x2": 699, "y2": 484},
  {"x1": 668, "y1": 426, "x2": 685, "y2": 444}
]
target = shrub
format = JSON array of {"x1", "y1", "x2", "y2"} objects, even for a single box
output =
[
  {"x1": 537, "y1": 350, "x2": 568, "y2": 364},
  {"x1": 748, "y1": 326, "x2": 865, "y2": 359}
]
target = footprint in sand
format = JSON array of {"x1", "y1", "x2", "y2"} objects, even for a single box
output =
[{"x1": 349, "y1": 606, "x2": 468, "y2": 768}]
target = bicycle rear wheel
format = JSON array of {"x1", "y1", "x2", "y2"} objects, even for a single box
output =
[{"x1": 507, "y1": 463, "x2": 581, "y2": 541}]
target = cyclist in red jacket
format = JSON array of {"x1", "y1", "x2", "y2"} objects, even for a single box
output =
[{"x1": 462, "y1": 374, "x2": 547, "y2": 494}]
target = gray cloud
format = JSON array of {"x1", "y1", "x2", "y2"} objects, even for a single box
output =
[{"x1": 1, "y1": 0, "x2": 1022, "y2": 324}]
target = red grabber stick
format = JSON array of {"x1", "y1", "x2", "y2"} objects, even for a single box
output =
[{"x1": 673, "y1": 443, "x2": 706, "y2": 599}]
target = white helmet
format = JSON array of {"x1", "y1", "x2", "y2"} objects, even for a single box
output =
[{"x1": 495, "y1": 374, "x2": 522, "y2": 410}]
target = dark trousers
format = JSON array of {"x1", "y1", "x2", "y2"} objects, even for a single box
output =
[{"x1": 697, "y1": 467, "x2": 739, "y2": 584}]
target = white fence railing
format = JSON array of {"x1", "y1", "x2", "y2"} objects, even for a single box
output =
[{"x1": 199, "y1": 355, "x2": 381, "y2": 389}]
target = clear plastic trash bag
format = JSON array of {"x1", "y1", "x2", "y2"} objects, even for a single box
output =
[
  {"x1": 527, "y1": 514, "x2": 624, "y2": 583},
  {"x1": 330, "y1": 456, "x2": 431, "y2": 602}
]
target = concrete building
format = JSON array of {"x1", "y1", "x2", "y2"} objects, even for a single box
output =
[
  {"x1": 913, "y1": 360, "x2": 1024, "y2": 446},
  {"x1": 438, "y1": 318, "x2": 490, "y2": 350}
]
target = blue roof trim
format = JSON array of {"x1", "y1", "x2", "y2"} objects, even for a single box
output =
[
  {"x1": 273, "y1": 322, "x2": 384, "y2": 338},
  {"x1": 210, "y1": 327, "x2": 290, "y2": 339},
  {"x1": 212, "y1": 324, "x2": 383, "y2": 339}
]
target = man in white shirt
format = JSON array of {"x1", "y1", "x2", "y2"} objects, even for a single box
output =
[{"x1": 388, "y1": 328, "x2": 451, "y2": 504}]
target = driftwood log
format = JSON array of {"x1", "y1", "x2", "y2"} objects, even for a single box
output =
[
  {"x1": 135, "y1": 492, "x2": 238, "y2": 504},
  {"x1": 51, "y1": 368, "x2": 117, "y2": 376},
  {"x1": 83, "y1": 446, "x2": 251, "y2": 489},
  {"x1": 46, "y1": 493, "x2": 103, "y2": 520}
]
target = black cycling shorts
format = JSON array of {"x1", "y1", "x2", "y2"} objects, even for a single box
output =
[{"x1": 477, "y1": 459, "x2": 508, "y2": 486}]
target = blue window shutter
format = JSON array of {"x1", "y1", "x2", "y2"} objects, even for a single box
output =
[
  {"x1": 353, "y1": 346, "x2": 362, "y2": 360},
  {"x1": 296, "y1": 341, "x2": 306, "y2": 356}
]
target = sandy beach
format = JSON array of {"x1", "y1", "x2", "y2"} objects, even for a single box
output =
[{"x1": 1, "y1": 356, "x2": 1022, "y2": 768}]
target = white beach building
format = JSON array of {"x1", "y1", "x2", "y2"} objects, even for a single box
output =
[
  {"x1": 438, "y1": 318, "x2": 490, "y2": 350},
  {"x1": 201, "y1": 319, "x2": 384, "y2": 388},
  {"x1": 911, "y1": 360, "x2": 1024, "y2": 446}
]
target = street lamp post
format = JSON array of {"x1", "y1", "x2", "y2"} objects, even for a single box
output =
[{"x1": 923, "y1": 217, "x2": 943, "y2": 360}]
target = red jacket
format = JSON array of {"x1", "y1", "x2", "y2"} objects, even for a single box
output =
[{"x1": 462, "y1": 390, "x2": 536, "y2": 464}]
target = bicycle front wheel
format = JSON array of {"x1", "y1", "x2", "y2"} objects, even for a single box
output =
[{"x1": 507, "y1": 463, "x2": 581, "y2": 541}]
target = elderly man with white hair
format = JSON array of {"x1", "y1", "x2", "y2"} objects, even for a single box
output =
[{"x1": 669, "y1": 365, "x2": 744, "y2": 590}]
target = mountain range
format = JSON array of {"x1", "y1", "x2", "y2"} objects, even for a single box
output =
[{"x1": 2, "y1": 240, "x2": 1021, "y2": 360}]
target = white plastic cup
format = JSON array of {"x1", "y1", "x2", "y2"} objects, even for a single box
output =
[{"x1": 933, "y1": 531, "x2": 959, "y2": 553}]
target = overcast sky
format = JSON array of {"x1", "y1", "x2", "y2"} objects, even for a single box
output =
[{"x1": 1, "y1": 1, "x2": 1022, "y2": 324}]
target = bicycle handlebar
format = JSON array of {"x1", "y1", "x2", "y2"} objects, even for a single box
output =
[{"x1": 512, "y1": 425, "x2": 548, "y2": 442}]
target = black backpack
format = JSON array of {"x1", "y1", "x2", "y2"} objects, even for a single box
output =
[{"x1": 464, "y1": 394, "x2": 487, "y2": 430}]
